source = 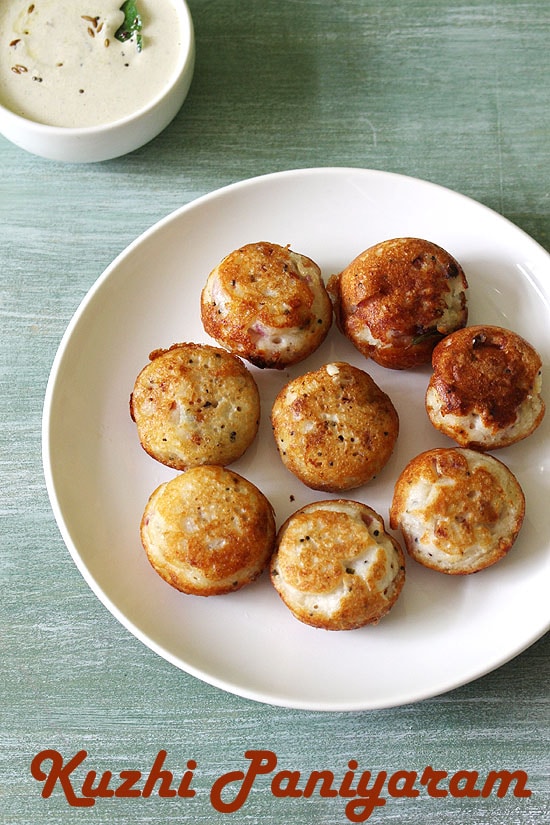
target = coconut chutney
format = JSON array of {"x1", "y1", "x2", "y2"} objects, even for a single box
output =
[{"x1": 0, "y1": 1, "x2": 186, "y2": 128}]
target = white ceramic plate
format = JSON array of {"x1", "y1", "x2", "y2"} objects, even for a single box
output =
[{"x1": 42, "y1": 168, "x2": 550, "y2": 711}]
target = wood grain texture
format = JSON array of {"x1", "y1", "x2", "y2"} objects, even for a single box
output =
[{"x1": 1, "y1": 1, "x2": 548, "y2": 823}]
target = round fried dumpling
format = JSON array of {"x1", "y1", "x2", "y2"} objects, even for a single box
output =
[
  {"x1": 200, "y1": 241, "x2": 332, "y2": 369},
  {"x1": 328, "y1": 237, "x2": 468, "y2": 369},
  {"x1": 130, "y1": 342, "x2": 260, "y2": 471},
  {"x1": 426, "y1": 325, "x2": 545, "y2": 449},
  {"x1": 390, "y1": 447, "x2": 525, "y2": 574},
  {"x1": 271, "y1": 362, "x2": 399, "y2": 491},
  {"x1": 270, "y1": 500, "x2": 405, "y2": 630},
  {"x1": 141, "y1": 466, "x2": 276, "y2": 596}
]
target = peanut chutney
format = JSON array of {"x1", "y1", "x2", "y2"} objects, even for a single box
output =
[{"x1": 0, "y1": 1, "x2": 184, "y2": 128}]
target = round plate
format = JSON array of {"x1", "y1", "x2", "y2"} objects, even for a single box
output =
[{"x1": 42, "y1": 168, "x2": 550, "y2": 711}]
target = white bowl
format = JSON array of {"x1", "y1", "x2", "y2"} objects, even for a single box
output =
[{"x1": 0, "y1": 1, "x2": 195, "y2": 163}]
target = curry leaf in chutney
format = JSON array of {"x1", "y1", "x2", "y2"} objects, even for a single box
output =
[{"x1": 115, "y1": 1, "x2": 143, "y2": 52}]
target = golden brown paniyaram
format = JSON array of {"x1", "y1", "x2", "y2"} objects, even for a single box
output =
[
  {"x1": 390, "y1": 447, "x2": 525, "y2": 575},
  {"x1": 271, "y1": 361, "x2": 399, "y2": 491},
  {"x1": 270, "y1": 499, "x2": 406, "y2": 630},
  {"x1": 130, "y1": 342, "x2": 260, "y2": 471},
  {"x1": 425, "y1": 324, "x2": 545, "y2": 449},
  {"x1": 140, "y1": 466, "x2": 276, "y2": 596},
  {"x1": 328, "y1": 237, "x2": 468, "y2": 369},
  {"x1": 200, "y1": 241, "x2": 332, "y2": 369}
]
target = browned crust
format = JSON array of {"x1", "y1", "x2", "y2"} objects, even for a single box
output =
[
  {"x1": 130, "y1": 342, "x2": 260, "y2": 471},
  {"x1": 140, "y1": 466, "x2": 276, "y2": 596},
  {"x1": 271, "y1": 362, "x2": 399, "y2": 491},
  {"x1": 330, "y1": 237, "x2": 468, "y2": 369},
  {"x1": 390, "y1": 448, "x2": 525, "y2": 574},
  {"x1": 270, "y1": 501, "x2": 406, "y2": 630},
  {"x1": 200, "y1": 242, "x2": 332, "y2": 369},
  {"x1": 427, "y1": 324, "x2": 545, "y2": 441}
]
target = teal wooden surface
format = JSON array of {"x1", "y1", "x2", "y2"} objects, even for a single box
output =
[{"x1": 1, "y1": 1, "x2": 548, "y2": 823}]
